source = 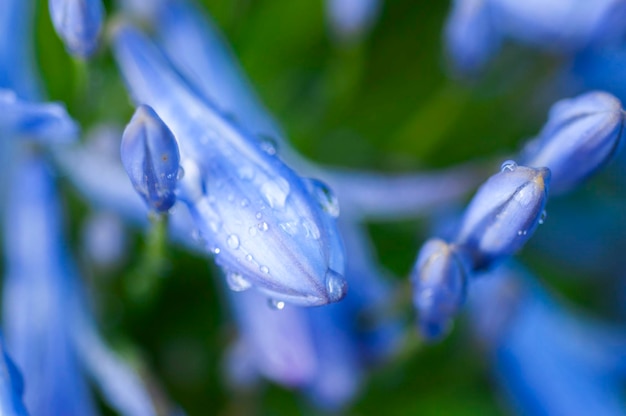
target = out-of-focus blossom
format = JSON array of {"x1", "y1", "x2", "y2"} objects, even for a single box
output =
[
  {"x1": 0, "y1": 335, "x2": 28, "y2": 416},
  {"x1": 2, "y1": 156, "x2": 156, "y2": 415},
  {"x1": 444, "y1": 0, "x2": 501, "y2": 75},
  {"x1": 112, "y1": 24, "x2": 347, "y2": 306},
  {"x1": 48, "y1": 0, "x2": 104, "y2": 58},
  {"x1": 411, "y1": 238, "x2": 469, "y2": 340},
  {"x1": 82, "y1": 211, "x2": 128, "y2": 268},
  {"x1": 121, "y1": 104, "x2": 181, "y2": 213},
  {"x1": 225, "y1": 219, "x2": 401, "y2": 409},
  {"x1": 154, "y1": 0, "x2": 282, "y2": 140},
  {"x1": 521, "y1": 91, "x2": 624, "y2": 194},
  {"x1": 455, "y1": 162, "x2": 550, "y2": 269},
  {"x1": 469, "y1": 263, "x2": 626, "y2": 415},
  {"x1": 325, "y1": 0, "x2": 382, "y2": 44},
  {"x1": 0, "y1": 0, "x2": 41, "y2": 100},
  {"x1": 0, "y1": 90, "x2": 79, "y2": 143}
]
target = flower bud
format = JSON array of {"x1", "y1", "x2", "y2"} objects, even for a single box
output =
[
  {"x1": 112, "y1": 25, "x2": 347, "y2": 306},
  {"x1": 121, "y1": 104, "x2": 181, "y2": 213},
  {"x1": 49, "y1": 0, "x2": 104, "y2": 58},
  {"x1": 411, "y1": 239, "x2": 469, "y2": 340},
  {"x1": 455, "y1": 162, "x2": 550, "y2": 269},
  {"x1": 522, "y1": 91, "x2": 624, "y2": 194}
]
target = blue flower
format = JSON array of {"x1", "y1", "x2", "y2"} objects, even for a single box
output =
[
  {"x1": 121, "y1": 104, "x2": 181, "y2": 213},
  {"x1": 444, "y1": 0, "x2": 501, "y2": 75},
  {"x1": 3, "y1": 155, "x2": 157, "y2": 415},
  {"x1": 325, "y1": 0, "x2": 381, "y2": 44},
  {"x1": 48, "y1": 0, "x2": 104, "y2": 58},
  {"x1": 469, "y1": 263, "x2": 626, "y2": 415},
  {"x1": 455, "y1": 162, "x2": 550, "y2": 269},
  {"x1": 0, "y1": 334, "x2": 27, "y2": 416},
  {"x1": 521, "y1": 91, "x2": 624, "y2": 194},
  {"x1": 411, "y1": 238, "x2": 469, "y2": 340},
  {"x1": 112, "y1": 24, "x2": 347, "y2": 306}
]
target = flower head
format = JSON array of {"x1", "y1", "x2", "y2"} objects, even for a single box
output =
[
  {"x1": 48, "y1": 0, "x2": 104, "y2": 58},
  {"x1": 521, "y1": 91, "x2": 624, "y2": 194},
  {"x1": 121, "y1": 104, "x2": 181, "y2": 213},
  {"x1": 455, "y1": 162, "x2": 550, "y2": 269}
]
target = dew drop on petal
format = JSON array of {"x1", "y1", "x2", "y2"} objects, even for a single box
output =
[
  {"x1": 500, "y1": 160, "x2": 518, "y2": 172},
  {"x1": 226, "y1": 272, "x2": 252, "y2": 292},
  {"x1": 213, "y1": 247, "x2": 221, "y2": 254},
  {"x1": 306, "y1": 178, "x2": 340, "y2": 217},
  {"x1": 176, "y1": 166, "x2": 185, "y2": 180},
  {"x1": 260, "y1": 177, "x2": 290, "y2": 209},
  {"x1": 255, "y1": 212, "x2": 263, "y2": 220},
  {"x1": 268, "y1": 298, "x2": 285, "y2": 310},
  {"x1": 279, "y1": 221, "x2": 299, "y2": 236},
  {"x1": 260, "y1": 265, "x2": 270, "y2": 274},
  {"x1": 258, "y1": 135, "x2": 278, "y2": 155},
  {"x1": 325, "y1": 269, "x2": 348, "y2": 302},
  {"x1": 539, "y1": 209, "x2": 547, "y2": 225},
  {"x1": 240, "y1": 198, "x2": 250, "y2": 207},
  {"x1": 227, "y1": 234, "x2": 240, "y2": 249},
  {"x1": 301, "y1": 219, "x2": 320, "y2": 240},
  {"x1": 245, "y1": 254, "x2": 254, "y2": 262},
  {"x1": 248, "y1": 226, "x2": 258, "y2": 236},
  {"x1": 517, "y1": 230, "x2": 527, "y2": 236},
  {"x1": 258, "y1": 222, "x2": 269, "y2": 232}
]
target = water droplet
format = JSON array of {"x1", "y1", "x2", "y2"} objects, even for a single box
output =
[
  {"x1": 500, "y1": 160, "x2": 517, "y2": 172},
  {"x1": 325, "y1": 269, "x2": 348, "y2": 302},
  {"x1": 268, "y1": 299, "x2": 285, "y2": 310},
  {"x1": 240, "y1": 198, "x2": 250, "y2": 208},
  {"x1": 301, "y1": 219, "x2": 320, "y2": 240},
  {"x1": 227, "y1": 234, "x2": 240, "y2": 249},
  {"x1": 226, "y1": 272, "x2": 252, "y2": 292},
  {"x1": 191, "y1": 229, "x2": 202, "y2": 241},
  {"x1": 176, "y1": 166, "x2": 185, "y2": 180},
  {"x1": 279, "y1": 221, "x2": 299, "y2": 236},
  {"x1": 258, "y1": 222, "x2": 269, "y2": 232},
  {"x1": 306, "y1": 179, "x2": 340, "y2": 217},
  {"x1": 517, "y1": 230, "x2": 527, "y2": 236},
  {"x1": 260, "y1": 265, "x2": 270, "y2": 274},
  {"x1": 246, "y1": 254, "x2": 254, "y2": 262},
  {"x1": 255, "y1": 212, "x2": 263, "y2": 220},
  {"x1": 538, "y1": 210, "x2": 547, "y2": 225},
  {"x1": 209, "y1": 220, "x2": 222, "y2": 233},
  {"x1": 213, "y1": 247, "x2": 221, "y2": 254},
  {"x1": 260, "y1": 177, "x2": 291, "y2": 209},
  {"x1": 248, "y1": 226, "x2": 258, "y2": 236},
  {"x1": 258, "y1": 135, "x2": 278, "y2": 155}
]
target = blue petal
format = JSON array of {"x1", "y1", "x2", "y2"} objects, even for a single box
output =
[
  {"x1": 48, "y1": 0, "x2": 104, "y2": 58},
  {"x1": 121, "y1": 104, "x2": 181, "y2": 213},
  {"x1": 455, "y1": 163, "x2": 550, "y2": 269},
  {"x1": 522, "y1": 91, "x2": 624, "y2": 194}
]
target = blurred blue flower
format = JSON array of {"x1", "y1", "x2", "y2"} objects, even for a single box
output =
[
  {"x1": 112, "y1": 23, "x2": 347, "y2": 306},
  {"x1": 3, "y1": 155, "x2": 157, "y2": 415},
  {"x1": 0, "y1": 334, "x2": 27, "y2": 416},
  {"x1": 444, "y1": 0, "x2": 501, "y2": 75},
  {"x1": 0, "y1": 89, "x2": 79, "y2": 143},
  {"x1": 121, "y1": 104, "x2": 181, "y2": 213},
  {"x1": 455, "y1": 162, "x2": 550, "y2": 269},
  {"x1": 521, "y1": 91, "x2": 624, "y2": 194},
  {"x1": 325, "y1": 0, "x2": 381, "y2": 44},
  {"x1": 470, "y1": 263, "x2": 626, "y2": 415},
  {"x1": 48, "y1": 0, "x2": 104, "y2": 58},
  {"x1": 411, "y1": 238, "x2": 469, "y2": 340}
]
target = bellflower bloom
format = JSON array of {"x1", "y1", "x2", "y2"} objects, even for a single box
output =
[
  {"x1": 470, "y1": 264, "x2": 626, "y2": 415},
  {"x1": 112, "y1": 24, "x2": 347, "y2": 306},
  {"x1": 121, "y1": 104, "x2": 181, "y2": 213},
  {"x1": 444, "y1": 0, "x2": 501, "y2": 75},
  {"x1": 521, "y1": 91, "x2": 624, "y2": 194},
  {"x1": 0, "y1": 335, "x2": 27, "y2": 416},
  {"x1": 411, "y1": 239, "x2": 469, "y2": 340},
  {"x1": 455, "y1": 162, "x2": 550, "y2": 269},
  {"x1": 48, "y1": 0, "x2": 104, "y2": 58}
]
